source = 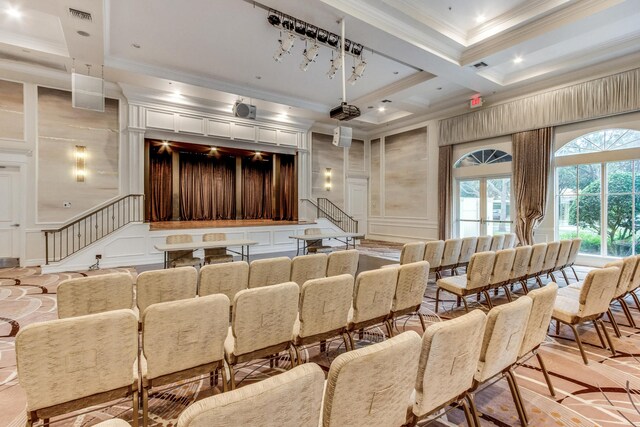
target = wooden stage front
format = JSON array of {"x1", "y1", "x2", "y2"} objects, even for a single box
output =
[{"x1": 149, "y1": 219, "x2": 316, "y2": 231}]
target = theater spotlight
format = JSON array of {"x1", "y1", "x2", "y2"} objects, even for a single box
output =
[
  {"x1": 267, "y1": 11, "x2": 281, "y2": 27},
  {"x1": 305, "y1": 24, "x2": 318, "y2": 39},
  {"x1": 327, "y1": 32, "x2": 339, "y2": 47},
  {"x1": 347, "y1": 58, "x2": 367, "y2": 84},
  {"x1": 300, "y1": 43, "x2": 320, "y2": 71},
  {"x1": 317, "y1": 29, "x2": 328, "y2": 43},
  {"x1": 343, "y1": 39, "x2": 352, "y2": 53},
  {"x1": 327, "y1": 55, "x2": 342, "y2": 79},
  {"x1": 294, "y1": 20, "x2": 306, "y2": 35},
  {"x1": 274, "y1": 33, "x2": 296, "y2": 62},
  {"x1": 281, "y1": 15, "x2": 295, "y2": 31},
  {"x1": 351, "y1": 43, "x2": 363, "y2": 56}
]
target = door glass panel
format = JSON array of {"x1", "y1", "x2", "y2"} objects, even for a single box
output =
[
  {"x1": 485, "y1": 177, "x2": 511, "y2": 235},
  {"x1": 458, "y1": 180, "x2": 480, "y2": 238}
]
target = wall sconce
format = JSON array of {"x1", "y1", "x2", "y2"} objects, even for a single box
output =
[
  {"x1": 324, "y1": 167, "x2": 332, "y2": 191},
  {"x1": 75, "y1": 145, "x2": 86, "y2": 182}
]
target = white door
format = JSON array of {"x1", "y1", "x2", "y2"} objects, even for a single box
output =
[
  {"x1": 346, "y1": 178, "x2": 368, "y2": 235},
  {"x1": 456, "y1": 175, "x2": 512, "y2": 237},
  {"x1": 0, "y1": 167, "x2": 21, "y2": 259}
]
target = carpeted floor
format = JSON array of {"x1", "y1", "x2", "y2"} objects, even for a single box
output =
[{"x1": 1, "y1": 251, "x2": 640, "y2": 426}]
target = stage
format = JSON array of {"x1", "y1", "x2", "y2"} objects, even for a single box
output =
[{"x1": 149, "y1": 219, "x2": 316, "y2": 231}]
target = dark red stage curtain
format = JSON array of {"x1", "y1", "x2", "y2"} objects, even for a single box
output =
[
  {"x1": 149, "y1": 150, "x2": 172, "y2": 221},
  {"x1": 242, "y1": 158, "x2": 273, "y2": 219},
  {"x1": 180, "y1": 153, "x2": 235, "y2": 220},
  {"x1": 277, "y1": 155, "x2": 296, "y2": 220}
]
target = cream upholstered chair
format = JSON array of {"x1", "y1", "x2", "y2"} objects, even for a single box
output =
[
  {"x1": 140, "y1": 295, "x2": 230, "y2": 426},
  {"x1": 487, "y1": 248, "x2": 516, "y2": 305},
  {"x1": 508, "y1": 245, "x2": 532, "y2": 293},
  {"x1": 198, "y1": 261, "x2": 249, "y2": 303},
  {"x1": 456, "y1": 236, "x2": 478, "y2": 272},
  {"x1": 470, "y1": 297, "x2": 533, "y2": 426},
  {"x1": 326, "y1": 249, "x2": 359, "y2": 277},
  {"x1": 409, "y1": 310, "x2": 487, "y2": 427},
  {"x1": 305, "y1": 227, "x2": 330, "y2": 253},
  {"x1": 293, "y1": 274, "x2": 354, "y2": 362},
  {"x1": 202, "y1": 232, "x2": 233, "y2": 264},
  {"x1": 516, "y1": 282, "x2": 558, "y2": 397},
  {"x1": 552, "y1": 266, "x2": 620, "y2": 364},
  {"x1": 522, "y1": 243, "x2": 547, "y2": 293},
  {"x1": 137, "y1": 267, "x2": 198, "y2": 316},
  {"x1": 475, "y1": 235, "x2": 492, "y2": 253},
  {"x1": 347, "y1": 267, "x2": 399, "y2": 347},
  {"x1": 550, "y1": 239, "x2": 572, "y2": 283},
  {"x1": 290, "y1": 253, "x2": 328, "y2": 288},
  {"x1": 57, "y1": 272, "x2": 134, "y2": 319},
  {"x1": 248, "y1": 256, "x2": 292, "y2": 288},
  {"x1": 540, "y1": 240, "x2": 560, "y2": 280},
  {"x1": 16, "y1": 309, "x2": 139, "y2": 427},
  {"x1": 424, "y1": 240, "x2": 445, "y2": 278},
  {"x1": 178, "y1": 363, "x2": 325, "y2": 427},
  {"x1": 435, "y1": 251, "x2": 495, "y2": 313},
  {"x1": 226, "y1": 282, "x2": 299, "y2": 388},
  {"x1": 321, "y1": 331, "x2": 421, "y2": 427},
  {"x1": 439, "y1": 238, "x2": 463, "y2": 276},
  {"x1": 166, "y1": 234, "x2": 202, "y2": 268},
  {"x1": 94, "y1": 420, "x2": 131, "y2": 427},
  {"x1": 619, "y1": 255, "x2": 640, "y2": 328},
  {"x1": 489, "y1": 234, "x2": 505, "y2": 251},
  {"x1": 503, "y1": 233, "x2": 517, "y2": 249},
  {"x1": 388, "y1": 261, "x2": 430, "y2": 334},
  {"x1": 400, "y1": 242, "x2": 426, "y2": 265},
  {"x1": 562, "y1": 238, "x2": 582, "y2": 282}
]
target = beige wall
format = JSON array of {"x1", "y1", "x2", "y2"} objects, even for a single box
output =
[
  {"x1": 0, "y1": 79, "x2": 24, "y2": 140},
  {"x1": 311, "y1": 132, "x2": 345, "y2": 208},
  {"x1": 37, "y1": 87, "x2": 120, "y2": 222}
]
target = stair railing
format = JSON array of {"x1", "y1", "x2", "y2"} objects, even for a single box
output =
[
  {"x1": 317, "y1": 198, "x2": 359, "y2": 233},
  {"x1": 43, "y1": 194, "x2": 144, "y2": 264}
]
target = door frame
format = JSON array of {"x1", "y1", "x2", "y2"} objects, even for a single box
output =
[
  {"x1": 455, "y1": 174, "x2": 513, "y2": 237},
  {"x1": 345, "y1": 177, "x2": 368, "y2": 235},
  {"x1": 0, "y1": 154, "x2": 28, "y2": 265}
]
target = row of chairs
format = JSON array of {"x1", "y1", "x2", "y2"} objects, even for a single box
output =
[
  {"x1": 177, "y1": 285, "x2": 559, "y2": 427},
  {"x1": 18, "y1": 262, "x2": 430, "y2": 427},
  {"x1": 57, "y1": 250, "x2": 360, "y2": 320},
  {"x1": 166, "y1": 233, "x2": 232, "y2": 268},
  {"x1": 435, "y1": 239, "x2": 582, "y2": 311}
]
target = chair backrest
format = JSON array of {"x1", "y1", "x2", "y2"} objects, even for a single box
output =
[
  {"x1": 475, "y1": 297, "x2": 532, "y2": 383},
  {"x1": 16, "y1": 309, "x2": 138, "y2": 413},
  {"x1": 423, "y1": 240, "x2": 444, "y2": 268},
  {"x1": 465, "y1": 251, "x2": 496, "y2": 290},
  {"x1": 142, "y1": 294, "x2": 229, "y2": 380},
  {"x1": 400, "y1": 242, "x2": 426, "y2": 265},
  {"x1": 350, "y1": 267, "x2": 398, "y2": 325},
  {"x1": 489, "y1": 249, "x2": 516, "y2": 286},
  {"x1": 440, "y1": 238, "x2": 462, "y2": 267},
  {"x1": 475, "y1": 236, "x2": 492, "y2": 253},
  {"x1": 137, "y1": 267, "x2": 198, "y2": 315},
  {"x1": 248, "y1": 257, "x2": 292, "y2": 288},
  {"x1": 503, "y1": 233, "x2": 517, "y2": 249},
  {"x1": 489, "y1": 234, "x2": 505, "y2": 251},
  {"x1": 555, "y1": 240, "x2": 572, "y2": 268},
  {"x1": 611, "y1": 257, "x2": 637, "y2": 298},
  {"x1": 322, "y1": 331, "x2": 421, "y2": 427},
  {"x1": 541, "y1": 241, "x2": 560, "y2": 271},
  {"x1": 527, "y1": 243, "x2": 548, "y2": 275},
  {"x1": 627, "y1": 255, "x2": 640, "y2": 293},
  {"x1": 326, "y1": 249, "x2": 359, "y2": 277},
  {"x1": 202, "y1": 232, "x2": 228, "y2": 258},
  {"x1": 519, "y1": 283, "x2": 558, "y2": 357},
  {"x1": 202, "y1": 232, "x2": 226, "y2": 242},
  {"x1": 567, "y1": 238, "x2": 582, "y2": 265},
  {"x1": 231, "y1": 282, "x2": 299, "y2": 356},
  {"x1": 413, "y1": 310, "x2": 486, "y2": 418},
  {"x1": 57, "y1": 272, "x2": 134, "y2": 319},
  {"x1": 577, "y1": 266, "x2": 621, "y2": 318},
  {"x1": 198, "y1": 261, "x2": 249, "y2": 302},
  {"x1": 509, "y1": 246, "x2": 532, "y2": 280},
  {"x1": 458, "y1": 237, "x2": 478, "y2": 264},
  {"x1": 298, "y1": 275, "x2": 354, "y2": 339},
  {"x1": 178, "y1": 363, "x2": 325, "y2": 427},
  {"x1": 290, "y1": 254, "x2": 328, "y2": 287},
  {"x1": 305, "y1": 228, "x2": 322, "y2": 235},
  {"x1": 392, "y1": 261, "x2": 430, "y2": 312},
  {"x1": 167, "y1": 234, "x2": 193, "y2": 244}
]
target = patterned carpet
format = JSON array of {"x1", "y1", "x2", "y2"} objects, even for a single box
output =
[{"x1": 1, "y1": 257, "x2": 640, "y2": 426}]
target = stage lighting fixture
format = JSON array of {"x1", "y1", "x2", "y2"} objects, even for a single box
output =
[
  {"x1": 274, "y1": 33, "x2": 295, "y2": 62},
  {"x1": 317, "y1": 29, "x2": 328, "y2": 43},
  {"x1": 294, "y1": 20, "x2": 306, "y2": 35},
  {"x1": 300, "y1": 43, "x2": 320, "y2": 71},
  {"x1": 343, "y1": 39, "x2": 352, "y2": 52},
  {"x1": 281, "y1": 15, "x2": 294, "y2": 31},
  {"x1": 305, "y1": 25, "x2": 318, "y2": 39},
  {"x1": 347, "y1": 58, "x2": 367, "y2": 84},
  {"x1": 267, "y1": 11, "x2": 281, "y2": 27},
  {"x1": 351, "y1": 43, "x2": 363, "y2": 56},
  {"x1": 327, "y1": 33, "x2": 339, "y2": 47},
  {"x1": 327, "y1": 55, "x2": 342, "y2": 79}
]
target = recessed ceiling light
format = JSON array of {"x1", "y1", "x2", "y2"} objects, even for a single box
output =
[
  {"x1": 513, "y1": 56, "x2": 523, "y2": 64},
  {"x1": 393, "y1": 71, "x2": 399, "y2": 75},
  {"x1": 367, "y1": 106, "x2": 374, "y2": 109},
  {"x1": 77, "y1": 30, "x2": 90, "y2": 37},
  {"x1": 6, "y1": 6, "x2": 22, "y2": 19},
  {"x1": 132, "y1": 43, "x2": 141, "y2": 49},
  {"x1": 378, "y1": 107, "x2": 385, "y2": 112},
  {"x1": 255, "y1": 75, "x2": 262, "y2": 80},
  {"x1": 210, "y1": 147, "x2": 217, "y2": 151},
  {"x1": 475, "y1": 14, "x2": 486, "y2": 23},
  {"x1": 436, "y1": 87, "x2": 443, "y2": 90}
]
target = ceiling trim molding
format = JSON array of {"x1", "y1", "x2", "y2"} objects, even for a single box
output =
[{"x1": 350, "y1": 71, "x2": 435, "y2": 107}]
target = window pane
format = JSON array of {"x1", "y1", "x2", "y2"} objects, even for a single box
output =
[
  {"x1": 577, "y1": 195, "x2": 601, "y2": 255},
  {"x1": 487, "y1": 221, "x2": 510, "y2": 235},
  {"x1": 607, "y1": 194, "x2": 633, "y2": 257},
  {"x1": 635, "y1": 161, "x2": 640, "y2": 193},
  {"x1": 558, "y1": 195, "x2": 578, "y2": 239},
  {"x1": 486, "y1": 178, "x2": 510, "y2": 221},
  {"x1": 557, "y1": 166, "x2": 577, "y2": 196},
  {"x1": 459, "y1": 180, "x2": 480, "y2": 220},
  {"x1": 636, "y1": 195, "x2": 640, "y2": 255},
  {"x1": 577, "y1": 164, "x2": 600, "y2": 194},
  {"x1": 459, "y1": 221, "x2": 480, "y2": 238},
  {"x1": 607, "y1": 161, "x2": 632, "y2": 194}
]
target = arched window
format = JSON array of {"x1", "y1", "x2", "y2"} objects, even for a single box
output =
[
  {"x1": 454, "y1": 149, "x2": 512, "y2": 168},
  {"x1": 556, "y1": 128, "x2": 640, "y2": 156}
]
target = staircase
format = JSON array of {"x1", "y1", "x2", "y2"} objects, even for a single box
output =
[
  {"x1": 303, "y1": 198, "x2": 358, "y2": 233},
  {"x1": 43, "y1": 194, "x2": 144, "y2": 264}
]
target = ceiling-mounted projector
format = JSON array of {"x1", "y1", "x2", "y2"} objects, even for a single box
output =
[
  {"x1": 330, "y1": 102, "x2": 360, "y2": 121},
  {"x1": 233, "y1": 102, "x2": 257, "y2": 120}
]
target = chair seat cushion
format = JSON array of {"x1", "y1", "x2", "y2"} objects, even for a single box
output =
[
  {"x1": 552, "y1": 295, "x2": 581, "y2": 324},
  {"x1": 437, "y1": 276, "x2": 468, "y2": 296},
  {"x1": 93, "y1": 419, "x2": 131, "y2": 427},
  {"x1": 172, "y1": 256, "x2": 202, "y2": 267}
]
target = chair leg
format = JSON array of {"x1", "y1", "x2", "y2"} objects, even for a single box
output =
[
  {"x1": 466, "y1": 393, "x2": 482, "y2": 427},
  {"x1": 229, "y1": 363, "x2": 236, "y2": 390},
  {"x1": 385, "y1": 319, "x2": 394, "y2": 338},
  {"x1": 505, "y1": 369, "x2": 529, "y2": 426},
  {"x1": 549, "y1": 271, "x2": 557, "y2": 283},
  {"x1": 535, "y1": 276, "x2": 543, "y2": 288},
  {"x1": 342, "y1": 332, "x2": 351, "y2": 351},
  {"x1": 460, "y1": 398, "x2": 475, "y2": 427},
  {"x1": 348, "y1": 331, "x2": 356, "y2": 350},
  {"x1": 482, "y1": 290, "x2": 494, "y2": 309},
  {"x1": 567, "y1": 322, "x2": 589, "y2": 364},
  {"x1": 570, "y1": 265, "x2": 579, "y2": 281},
  {"x1": 535, "y1": 351, "x2": 556, "y2": 398},
  {"x1": 503, "y1": 285, "x2": 513, "y2": 302},
  {"x1": 521, "y1": 279, "x2": 529, "y2": 294},
  {"x1": 221, "y1": 363, "x2": 229, "y2": 392},
  {"x1": 632, "y1": 291, "x2": 640, "y2": 311},
  {"x1": 606, "y1": 309, "x2": 622, "y2": 338},
  {"x1": 461, "y1": 295, "x2": 469, "y2": 312},
  {"x1": 132, "y1": 389, "x2": 139, "y2": 427},
  {"x1": 287, "y1": 346, "x2": 296, "y2": 369},
  {"x1": 555, "y1": 319, "x2": 560, "y2": 335},
  {"x1": 592, "y1": 320, "x2": 607, "y2": 349},
  {"x1": 619, "y1": 299, "x2": 637, "y2": 328},
  {"x1": 597, "y1": 319, "x2": 617, "y2": 357},
  {"x1": 435, "y1": 287, "x2": 441, "y2": 313},
  {"x1": 561, "y1": 268, "x2": 570, "y2": 285},
  {"x1": 142, "y1": 387, "x2": 148, "y2": 427},
  {"x1": 417, "y1": 312, "x2": 427, "y2": 333}
]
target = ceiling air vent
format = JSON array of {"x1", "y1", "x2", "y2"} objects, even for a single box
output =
[
  {"x1": 472, "y1": 61, "x2": 488, "y2": 69},
  {"x1": 69, "y1": 8, "x2": 92, "y2": 21}
]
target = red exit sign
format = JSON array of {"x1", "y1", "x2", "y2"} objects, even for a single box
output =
[{"x1": 470, "y1": 96, "x2": 483, "y2": 108}]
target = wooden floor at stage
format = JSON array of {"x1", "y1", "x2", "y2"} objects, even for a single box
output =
[{"x1": 149, "y1": 219, "x2": 316, "y2": 231}]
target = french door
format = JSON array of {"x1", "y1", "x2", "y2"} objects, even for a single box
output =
[{"x1": 457, "y1": 176, "x2": 512, "y2": 237}]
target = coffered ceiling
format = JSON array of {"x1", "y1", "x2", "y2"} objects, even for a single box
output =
[{"x1": 0, "y1": 0, "x2": 639, "y2": 132}]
